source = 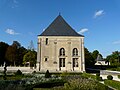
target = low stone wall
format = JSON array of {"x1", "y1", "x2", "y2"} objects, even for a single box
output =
[
  {"x1": 0, "y1": 66, "x2": 38, "y2": 73},
  {"x1": 100, "y1": 70, "x2": 120, "y2": 75}
]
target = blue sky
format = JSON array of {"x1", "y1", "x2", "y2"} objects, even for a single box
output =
[{"x1": 0, "y1": 0, "x2": 120, "y2": 57}]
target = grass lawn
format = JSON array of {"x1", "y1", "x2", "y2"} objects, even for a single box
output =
[{"x1": 104, "y1": 79, "x2": 120, "y2": 90}]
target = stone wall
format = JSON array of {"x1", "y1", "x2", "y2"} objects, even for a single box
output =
[
  {"x1": 37, "y1": 36, "x2": 85, "y2": 72},
  {"x1": 100, "y1": 70, "x2": 120, "y2": 75},
  {"x1": 0, "y1": 66, "x2": 37, "y2": 73}
]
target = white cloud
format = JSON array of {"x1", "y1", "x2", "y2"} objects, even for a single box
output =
[
  {"x1": 43, "y1": 28, "x2": 45, "y2": 31},
  {"x1": 5, "y1": 28, "x2": 19, "y2": 35},
  {"x1": 94, "y1": 10, "x2": 104, "y2": 18},
  {"x1": 13, "y1": 0, "x2": 18, "y2": 4},
  {"x1": 78, "y1": 28, "x2": 88, "y2": 34},
  {"x1": 11, "y1": 0, "x2": 19, "y2": 8},
  {"x1": 113, "y1": 40, "x2": 120, "y2": 45}
]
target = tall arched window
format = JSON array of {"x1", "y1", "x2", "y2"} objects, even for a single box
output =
[
  {"x1": 60, "y1": 48, "x2": 65, "y2": 56},
  {"x1": 73, "y1": 48, "x2": 78, "y2": 56}
]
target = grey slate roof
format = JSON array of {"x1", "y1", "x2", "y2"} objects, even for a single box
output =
[{"x1": 39, "y1": 15, "x2": 84, "y2": 37}]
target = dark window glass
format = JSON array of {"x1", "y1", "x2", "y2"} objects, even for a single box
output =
[
  {"x1": 60, "y1": 48, "x2": 65, "y2": 56},
  {"x1": 45, "y1": 58, "x2": 47, "y2": 61},
  {"x1": 46, "y1": 38, "x2": 48, "y2": 45},
  {"x1": 73, "y1": 48, "x2": 78, "y2": 56},
  {"x1": 59, "y1": 58, "x2": 65, "y2": 67},
  {"x1": 73, "y1": 58, "x2": 78, "y2": 67}
]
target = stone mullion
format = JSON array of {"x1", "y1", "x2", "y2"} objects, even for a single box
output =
[
  {"x1": 80, "y1": 39, "x2": 83, "y2": 71},
  {"x1": 82, "y1": 38, "x2": 85, "y2": 72}
]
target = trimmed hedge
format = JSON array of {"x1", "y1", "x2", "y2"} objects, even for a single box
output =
[
  {"x1": 81, "y1": 73, "x2": 96, "y2": 80},
  {"x1": 104, "y1": 80, "x2": 120, "y2": 90},
  {"x1": 118, "y1": 75, "x2": 120, "y2": 79},
  {"x1": 15, "y1": 69, "x2": 22, "y2": 75},
  {"x1": 45, "y1": 70, "x2": 51, "y2": 78},
  {"x1": 107, "y1": 75, "x2": 113, "y2": 80}
]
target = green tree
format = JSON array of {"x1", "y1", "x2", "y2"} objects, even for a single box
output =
[
  {"x1": 0, "y1": 42, "x2": 9, "y2": 66},
  {"x1": 5, "y1": 45, "x2": 17, "y2": 66},
  {"x1": 106, "y1": 51, "x2": 120, "y2": 66},
  {"x1": 85, "y1": 47, "x2": 95, "y2": 68},
  {"x1": 92, "y1": 50, "x2": 99, "y2": 60},
  {"x1": 12, "y1": 41, "x2": 21, "y2": 49},
  {"x1": 16, "y1": 47, "x2": 27, "y2": 66},
  {"x1": 5, "y1": 41, "x2": 28, "y2": 66},
  {"x1": 23, "y1": 51, "x2": 37, "y2": 68}
]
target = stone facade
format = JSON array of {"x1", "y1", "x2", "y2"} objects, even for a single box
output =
[{"x1": 37, "y1": 15, "x2": 85, "y2": 72}]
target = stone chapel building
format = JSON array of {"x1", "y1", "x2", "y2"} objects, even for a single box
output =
[{"x1": 37, "y1": 15, "x2": 85, "y2": 72}]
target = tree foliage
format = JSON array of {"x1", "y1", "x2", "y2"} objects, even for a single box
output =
[
  {"x1": 0, "y1": 41, "x2": 37, "y2": 66},
  {"x1": 84, "y1": 48, "x2": 95, "y2": 67},
  {"x1": 17, "y1": 47, "x2": 27, "y2": 66},
  {"x1": 5, "y1": 45, "x2": 17, "y2": 66},
  {"x1": 23, "y1": 51, "x2": 37, "y2": 67},
  {"x1": 92, "y1": 50, "x2": 99, "y2": 60},
  {"x1": 5, "y1": 41, "x2": 28, "y2": 66},
  {"x1": 0, "y1": 42, "x2": 9, "y2": 66},
  {"x1": 106, "y1": 51, "x2": 120, "y2": 66}
]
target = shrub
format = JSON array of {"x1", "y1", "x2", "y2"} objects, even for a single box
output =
[
  {"x1": 45, "y1": 70, "x2": 51, "y2": 78},
  {"x1": 15, "y1": 69, "x2": 22, "y2": 75},
  {"x1": 96, "y1": 73, "x2": 102, "y2": 81},
  {"x1": 118, "y1": 75, "x2": 120, "y2": 79},
  {"x1": 107, "y1": 75, "x2": 113, "y2": 80},
  {"x1": 81, "y1": 73, "x2": 96, "y2": 80},
  {"x1": 96, "y1": 76, "x2": 103, "y2": 81},
  {"x1": 64, "y1": 78, "x2": 108, "y2": 90},
  {"x1": 32, "y1": 71, "x2": 36, "y2": 74},
  {"x1": 60, "y1": 72, "x2": 70, "y2": 77},
  {"x1": 96, "y1": 73, "x2": 100, "y2": 77},
  {"x1": 3, "y1": 63, "x2": 7, "y2": 80}
]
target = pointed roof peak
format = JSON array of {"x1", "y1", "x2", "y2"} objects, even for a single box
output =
[
  {"x1": 59, "y1": 12, "x2": 61, "y2": 15},
  {"x1": 40, "y1": 15, "x2": 84, "y2": 37}
]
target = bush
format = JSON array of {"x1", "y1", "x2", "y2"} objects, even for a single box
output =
[
  {"x1": 32, "y1": 71, "x2": 36, "y2": 74},
  {"x1": 107, "y1": 75, "x2": 113, "y2": 80},
  {"x1": 96, "y1": 76, "x2": 103, "y2": 81},
  {"x1": 96, "y1": 73, "x2": 100, "y2": 77},
  {"x1": 64, "y1": 78, "x2": 108, "y2": 90},
  {"x1": 81, "y1": 73, "x2": 96, "y2": 80},
  {"x1": 96, "y1": 73, "x2": 102, "y2": 81},
  {"x1": 0, "y1": 80, "x2": 25, "y2": 90},
  {"x1": 33, "y1": 79, "x2": 65, "y2": 88},
  {"x1": 118, "y1": 75, "x2": 120, "y2": 79},
  {"x1": 60, "y1": 72, "x2": 70, "y2": 77},
  {"x1": 15, "y1": 69, "x2": 22, "y2": 75},
  {"x1": 45, "y1": 70, "x2": 51, "y2": 78}
]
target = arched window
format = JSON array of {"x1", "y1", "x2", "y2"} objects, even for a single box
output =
[
  {"x1": 60, "y1": 48, "x2": 65, "y2": 56},
  {"x1": 73, "y1": 48, "x2": 78, "y2": 56}
]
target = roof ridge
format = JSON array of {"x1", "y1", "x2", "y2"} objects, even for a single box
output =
[{"x1": 39, "y1": 15, "x2": 84, "y2": 37}]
